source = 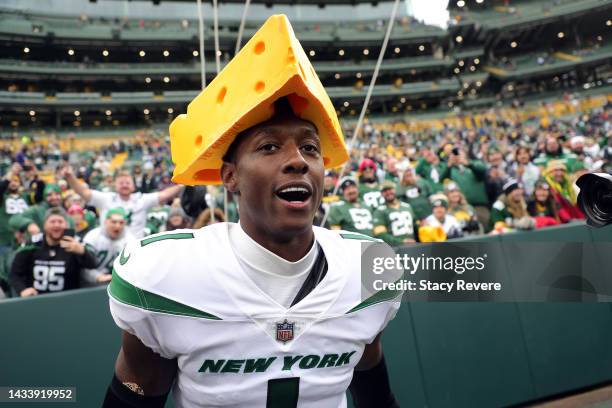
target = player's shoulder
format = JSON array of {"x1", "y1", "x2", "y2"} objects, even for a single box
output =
[{"x1": 314, "y1": 226, "x2": 382, "y2": 246}]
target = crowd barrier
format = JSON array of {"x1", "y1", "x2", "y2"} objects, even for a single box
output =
[{"x1": 1, "y1": 222, "x2": 611, "y2": 407}]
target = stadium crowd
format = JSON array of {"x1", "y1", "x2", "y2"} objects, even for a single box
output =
[{"x1": 0, "y1": 100, "x2": 609, "y2": 299}]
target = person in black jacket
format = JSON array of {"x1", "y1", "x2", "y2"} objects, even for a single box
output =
[{"x1": 9, "y1": 207, "x2": 96, "y2": 297}]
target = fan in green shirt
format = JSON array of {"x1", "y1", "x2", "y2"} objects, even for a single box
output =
[
  {"x1": 396, "y1": 168, "x2": 433, "y2": 222},
  {"x1": 357, "y1": 158, "x2": 383, "y2": 209},
  {"x1": 0, "y1": 167, "x2": 29, "y2": 248},
  {"x1": 327, "y1": 178, "x2": 374, "y2": 236},
  {"x1": 372, "y1": 181, "x2": 417, "y2": 246}
]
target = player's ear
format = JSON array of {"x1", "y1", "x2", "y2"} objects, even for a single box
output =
[{"x1": 221, "y1": 162, "x2": 239, "y2": 193}]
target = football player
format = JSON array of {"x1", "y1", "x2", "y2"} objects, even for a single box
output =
[{"x1": 103, "y1": 15, "x2": 400, "y2": 408}]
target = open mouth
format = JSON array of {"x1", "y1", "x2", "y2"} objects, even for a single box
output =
[{"x1": 275, "y1": 184, "x2": 312, "y2": 204}]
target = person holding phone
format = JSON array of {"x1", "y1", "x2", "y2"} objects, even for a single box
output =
[{"x1": 9, "y1": 207, "x2": 96, "y2": 297}]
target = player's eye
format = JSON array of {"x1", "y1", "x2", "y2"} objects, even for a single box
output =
[
  {"x1": 301, "y1": 143, "x2": 320, "y2": 154},
  {"x1": 257, "y1": 143, "x2": 279, "y2": 153}
]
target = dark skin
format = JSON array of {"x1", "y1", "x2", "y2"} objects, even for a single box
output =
[{"x1": 113, "y1": 115, "x2": 383, "y2": 396}]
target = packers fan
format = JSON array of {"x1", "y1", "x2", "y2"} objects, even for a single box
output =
[
  {"x1": 372, "y1": 181, "x2": 417, "y2": 246},
  {"x1": 327, "y1": 177, "x2": 374, "y2": 237},
  {"x1": 104, "y1": 15, "x2": 400, "y2": 408}
]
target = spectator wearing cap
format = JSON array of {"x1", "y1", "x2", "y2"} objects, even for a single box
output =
[
  {"x1": 82, "y1": 207, "x2": 134, "y2": 286},
  {"x1": 67, "y1": 204, "x2": 93, "y2": 242},
  {"x1": 446, "y1": 182, "x2": 482, "y2": 235},
  {"x1": 62, "y1": 166, "x2": 183, "y2": 238},
  {"x1": 0, "y1": 163, "x2": 29, "y2": 255},
  {"x1": 358, "y1": 158, "x2": 383, "y2": 209},
  {"x1": 491, "y1": 179, "x2": 536, "y2": 231},
  {"x1": 569, "y1": 136, "x2": 593, "y2": 170},
  {"x1": 440, "y1": 147, "x2": 490, "y2": 231},
  {"x1": 165, "y1": 207, "x2": 192, "y2": 231},
  {"x1": 508, "y1": 146, "x2": 540, "y2": 197},
  {"x1": 543, "y1": 160, "x2": 585, "y2": 223},
  {"x1": 396, "y1": 167, "x2": 433, "y2": 222},
  {"x1": 527, "y1": 180, "x2": 561, "y2": 228},
  {"x1": 9, "y1": 207, "x2": 96, "y2": 297},
  {"x1": 421, "y1": 194, "x2": 463, "y2": 240},
  {"x1": 9, "y1": 183, "x2": 75, "y2": 238},
  {"x1": 415, "y1": 147, "x2": 447, "y2": 193},
  {"x1": 372, "y1": 181, "x2": 417, "y2": 246},
  {"x1": 327, "y1": 178, "x2": 374, "y2": 236}
]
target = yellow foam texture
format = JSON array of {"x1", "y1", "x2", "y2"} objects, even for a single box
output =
[{"x1": 169, "y1": 14, "x2": 349, "y2": 185}]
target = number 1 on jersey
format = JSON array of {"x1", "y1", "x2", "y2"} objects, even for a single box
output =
[{"x1": 266, "y1": 377, "x2": 299, "y2": 408}]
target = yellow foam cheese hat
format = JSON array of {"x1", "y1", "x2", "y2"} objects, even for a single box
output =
[{"x1": 170, "y1": 14, "x2": 349, "y2": 185}]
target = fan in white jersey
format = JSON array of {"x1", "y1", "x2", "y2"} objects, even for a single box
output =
[
  {"x1": 62, "y1": 168, "x2": 184, "y2": 239},
  {"x1": 82, "y1": 207, "x2": 135, "y2": 286},
  {"x1": 103, "y1": 16, "x2": 401, "y2": 408}
]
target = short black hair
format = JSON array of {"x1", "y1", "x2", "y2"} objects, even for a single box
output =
[{"x1": 222, "y1": 97, "x2": 296, "y2": 163}]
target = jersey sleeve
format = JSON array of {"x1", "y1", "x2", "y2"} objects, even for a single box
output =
[
  {"x1": 142, "y1": 192, "x2": 160, "y2": 211},
  {"x1": 107, "y1": 237, "x2": 175, "y2": 359}
]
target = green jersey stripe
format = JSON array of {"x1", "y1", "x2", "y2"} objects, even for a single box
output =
[
  {"x1": 339, "y1": 233, "x2": 380, "y2": 242},
  {"x1": 346, "y1": 288, "x2": 403, "y2": 314},
  {"x1": 109, "y1": 269, "x2": 222, "y2": 320},
  {"x1": 140, "y1": 232, "x2": 195, "y2": 247}
]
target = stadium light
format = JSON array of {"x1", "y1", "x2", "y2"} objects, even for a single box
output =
[
  {"x1": 68, "y1": 49, "x2": 75, "y2": 56},
  {"x1": 105, "y1": 110, "x2": 112, "y2": 116},
  {"x1": 455, "y1": 35, "x2": 463, "y2": 43},
  {"x1": 507, "y1": 84, "x2": 514, "y2": 91},
  {"x1": 356, "y1": 73, "x2": 362, "y2": 78},
  {"x1": 476, "y1": 0, "x2": 484, "y2": 3},
  {"x1": 418, "y1": 45, "x2": 425, "y2": 52},
  {"x1": 163, "y1": 50, "x2": 170, "y2": 57},
  {"x1": 400, "y1": 97, "x2": 406, "y2": 103},
  {"x1": 309, "y1": 50, "x2": 316, "y2": 57},
  {"x1": 448, "y1": 101, "x2": 454, "y2": 107},
  {"x1": 29, "y1": 110, "x2": 35, "y2": 116},
  {"x1": 192, "y1": 50, "x2": 199, "y2": 57},
  {"x1": 145, "y1": 77, "x2": 152, "y2": 83},
  {"x1": 216, "y1": 50, "x2": 222, "y2": 57},
  {"x1": 394, "y1": 47, "x2": 400, "y2": 54},
  {"x1": 557, "y1": 32, "x2": 565, "y2": 39},
  {"x1": 453, "y1": 67, "x2": 460, "y2": 74},
  {"x1": 457, "y1": 0, "x2": 465, "y2": 7},
  {"x1": 74, "y1": 110, "x2": 80, "y2": 117},
  {"x1": 458, "y1": 60, "x2": 465, "y2": 66},
  {"x1": 338, "y1": 49, "x2": 345, "y2": 56},
  {"x1": 139, "y1": 50, "x2": 146, "y2": 57},
  {"x1": 102, "y1": 49, "x2": 109, "y2": 56},
  {"x1": 597, "y1": 35, "x2": 602, "y2": 41},
  {"x1": 510, "y1": 41, "x2": 518, "y2": 48},
  {"x1": 607, "y1": 20, "x2": 611, "y2": 26},
  {"x1": 334, "y1": 73, "x2": 341, "y2": 79},
  {"x1": 167, "y1": 108, "x2": 174, "y2": 114},
  {"x1": 143, "y1": 108, "x2": 150, "y2": 115},
  {"x1": 474, "y1": 58, "x2": 480, "y2": 64},
  {"x1": 23, "y1": 47, "x2": 30, "y2": 53},
  {"x1": 163, "y1": 76, "x2": 170, "y2": 83},
  {"x1": 363, "y1": 49, "x2": 370, "y2": 55},
  {"x1": 469, "y1": 65, "x2": 476, "y2": 71},
  {"x1": 476, "y1": 81, "x2": 482, "y2": 87},
  {"x1": 343, "y1": 101, "x2": 349, "y2": 107}
]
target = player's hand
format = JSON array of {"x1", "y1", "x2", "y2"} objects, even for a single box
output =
[
  {"x1": 96, "y1": 274, "x2": 112, "y2": 283},
  {"x1": 60, "y1": 236, "x2": 85, "y2": 254},
  {"x1": 27, "y1": 223, "x2": 40, "y2": 236},
  {"x1": 20, "y1": 287, "x2": 39, "y2": 297}
]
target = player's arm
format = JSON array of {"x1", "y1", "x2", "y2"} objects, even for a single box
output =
[
  {"x1": 157, "y1": 185, "x2": 184, "y2": 205},
  {"x1": 349, "y1": 333, "x2": 399, "y2": 408},
  {"x1": 103, "y1": 331, "x2": 177, "y2": 408}
]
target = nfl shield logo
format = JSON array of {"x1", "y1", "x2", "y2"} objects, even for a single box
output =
[{"x1": 276, "y1": 319, "x2": 294, "y2": 343}]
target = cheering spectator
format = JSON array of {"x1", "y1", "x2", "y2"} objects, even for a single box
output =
[
  {"x1": 543, "y1": 160, "x2": 585, "y2": 223},
  {"x1": 67, "y1": 204, "x2": 94, "y2": 242},
  {"x1": 508, "y1": 146, "x2": 540, "y2": 197},
  {"x1": 491, "y1": 179, "x2": 536, "y2": 232},
  {"x1": 421, "y1": 195, "x2": 463, "y2": 240},
  {"x1": 328, "y1": 178, "x2": 374, "y2": 236},
  {"x1": 10, "y1": 183, "x2": 74, "y2": 237},
  {"x1": 415, "y1": 147, "x2": 446, "y2": 193},
  {"x1": 533, "y1": 136, "x2": 578, "y2": 172},
  {"x1": 358, "y1": 159, "x2": 382, "y2": 208},
  {"x1": 396, "y1": 168, "x2": 432, "y2": 222},
  {"x1": 441, "y1": 148, "x2": 490, "y2": 231},
  {"x1": 63, "y1": 166, "x2": 183, "y2": 238},
  {"x1": 527, "y1": 180, "x2": 561, "y2": 228},
  {"x1": 372, "y1": 181, "x2": 416, "y2": 246},
  {"x1": 446, "y1": 182, "x2": 482, "y2": 235},
  {"x1": 9, "y1": 207, "x2": 96, "y2": 297},
  {"x1": 0, "y1": 163, "x2": 29, "y2": 254},
  {"x1": 82, "y1": 208, "x2": 134, "y2": 285},
  {"x1": 165, "y1": 207, "x2": 191, "y2": 231}
]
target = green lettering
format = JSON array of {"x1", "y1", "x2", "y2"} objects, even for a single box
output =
[
  {"x1": 221, "y1": 359, "x2": 245, "y2": 373},
  {"x1": 317, "y1": 354, "x2": 339, "y2": 368},
  {"x1": 299, "y1": 355, "x2": 320, "y2": 370},
  {"x1": 198, "y1": 359, "x2": 225, "y2": 373},
  {"x1": 244, "y1": 357, "x2": 277, "y2": 373},
  {"x1": 336, "y1": 351, "x2": 357, "y2": 366},
  {"x1": 282, "y1": 355, "x2": 302, "y2": 371}
]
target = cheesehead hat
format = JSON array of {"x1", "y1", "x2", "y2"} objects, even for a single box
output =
[{"x1": 170, "y1": 14, "x2": 349, "y2": 185}]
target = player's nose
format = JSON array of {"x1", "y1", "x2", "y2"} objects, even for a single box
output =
[{"x1": 281, "y1": 144, "x2": 309, "y2": 175}]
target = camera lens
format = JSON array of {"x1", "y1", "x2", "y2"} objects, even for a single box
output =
[{"x1": 578, "y1": 174, "x2": 612, "y2": 227}]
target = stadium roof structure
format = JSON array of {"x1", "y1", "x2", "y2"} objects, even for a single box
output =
[{"x1": 105, "y1": 0, "x2": 392, "y2": 4}]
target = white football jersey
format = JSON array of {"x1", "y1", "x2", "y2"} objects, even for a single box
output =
[
  {"x1": 89, "y1": 190, "x2": 159, "y2": 238},
  {"x1": 108, "y1": 223, "x2": 401, "y2": 408},
  {"x1": 83, "y1": 227, "x2": 134, "y2": 284}
]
